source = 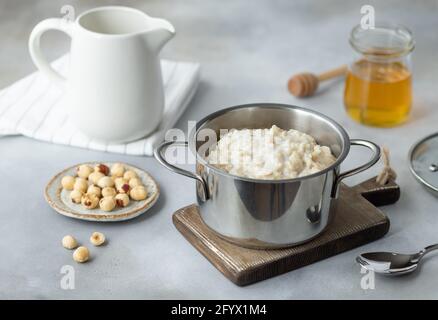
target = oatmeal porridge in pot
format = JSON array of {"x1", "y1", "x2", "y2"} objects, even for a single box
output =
[
  {"x1": 155, "y1": 104, "x2": 381, "y2": 248},
  {"x1": 207, "y1": 125, "x2": 336, "y2": 180}
]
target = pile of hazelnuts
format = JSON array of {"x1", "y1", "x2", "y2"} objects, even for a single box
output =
[{"x1": 61, "y1": 163, "x2": 148, "y2": 212}]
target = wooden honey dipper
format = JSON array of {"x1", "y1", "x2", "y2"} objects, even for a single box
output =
[{"x1": 287, "y1": 65, "x2": 348, "y2": 98}]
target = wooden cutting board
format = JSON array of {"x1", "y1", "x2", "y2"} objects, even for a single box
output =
[{"x1": 173, "y1": 176, "x2": 400, "y2": 286}]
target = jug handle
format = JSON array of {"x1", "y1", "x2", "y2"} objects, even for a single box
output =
[
  {"x1": 154, "y1": 140, "x2": 209, "y2": 202},
  {"x1": 29, "y1": 18, "x2": 74, "y2": 85},
  {"x1": 331, "y1": 139, "x2": 381, "y2": 197}
]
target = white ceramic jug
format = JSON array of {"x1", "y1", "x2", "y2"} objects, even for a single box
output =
[{"x1": 29, "y1": 6, "x2": 175, "y2": 143}]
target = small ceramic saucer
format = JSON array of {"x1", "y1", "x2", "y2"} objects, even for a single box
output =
[{"x1": 45, "y1": 162, "x2": 160, "y2": 222}]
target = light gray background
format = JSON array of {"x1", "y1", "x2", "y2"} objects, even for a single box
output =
[{"x1": 1, "y1": 0, "x2": 438, "y2": 299}]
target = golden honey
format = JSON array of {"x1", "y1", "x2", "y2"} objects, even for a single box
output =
[
  {"x1": 345, "y1": 24, "x2": 414, "y2": 127},
  {"x1": 344, "y1": 59, "x2": 412, "y2": 127}
]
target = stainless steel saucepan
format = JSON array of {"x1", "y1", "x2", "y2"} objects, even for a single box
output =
[{"x1": 154, "y1": 104, "x2": 380, "y2": 249}]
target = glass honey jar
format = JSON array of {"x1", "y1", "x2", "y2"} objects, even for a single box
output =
[{"x1": 344, "y1": 25, "x2": 414, "y2": 127}]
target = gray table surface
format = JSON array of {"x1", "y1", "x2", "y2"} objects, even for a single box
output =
[{"x1": 1, "y1": 0, "x2": 438, "y2": 299}]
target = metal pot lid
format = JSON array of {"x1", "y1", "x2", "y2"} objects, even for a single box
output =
[{"x1": 409, "y1": 132, "x2": 438, "y2": 195}]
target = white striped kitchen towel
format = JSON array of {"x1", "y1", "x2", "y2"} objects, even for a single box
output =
[{"x1": 0, "y1": 54, "x2": 200, "y2": 156}]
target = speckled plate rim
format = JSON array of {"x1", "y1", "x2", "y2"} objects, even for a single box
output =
[
  {"x1": 408, "y1": 131, "x2": 438, "y2": 196},
  {"x1": 44, "y1": 162, "x2": 160, "y2": 222}
]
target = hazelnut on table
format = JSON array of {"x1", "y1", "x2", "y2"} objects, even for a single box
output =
[
  {"x1": 90, "y1": 232, "x2": 105, "y2": 246},
  {"x1": 61, "y1": 176, "x2": 75, "y2": 191},
  {"x1": 73, "y1": 246, "x2": 90, "y2": 263},
  {"x1": 130, "y1": 185, "x2": 148, "y2": 201},
  {"x1": 62, "y1": 235, "x2": 78, "y2": 249}
]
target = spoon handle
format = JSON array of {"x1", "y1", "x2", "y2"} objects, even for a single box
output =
[
  {"x1": 411, "y1": 244, "x2": 438, "y2": 263},
  {"x1": 423, "y1": 244, "x2": 438, "y2": 255}
]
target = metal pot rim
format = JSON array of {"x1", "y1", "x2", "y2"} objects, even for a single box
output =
[{"x1": 189, "y1": 103, "x2": 351, "y2": 184}]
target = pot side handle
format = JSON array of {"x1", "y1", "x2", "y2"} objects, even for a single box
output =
[
  {"x1": 331, "y1": 139, "x2": 381, "y2": 197},
  {"x1": 154, "y1": 140, "x2": 209, "y2": 201}
]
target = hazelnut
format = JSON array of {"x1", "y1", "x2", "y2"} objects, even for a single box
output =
[
  {"x1": 73, "y1": 246, "x2": 90, "y2": 263},
  {"x1": 90, "y1": 232, "x2": 105, "y2": 246},
  {"x1": 62, "y1": 235, "x2": 78, "y2": 249},
  {"x1": 110, "y1": 163, "x2": 125, "y2": 178},
  {"x1": 102, "y1": 187, "x2": 116, "y2": 198},
  {"x1": 130, "y1": 185, "x2": 148, "y2": 201},
  {"x1": 73, "y1": 178, "x2": 88, "y2": 193},
  {"x1": 129, "y1": 178, "x2": 143, "y2": 188},
  {"x1": 115, "y1": 193, "x2": 130, "y2": 207},
  {"x1": 97, "y1": 176, "x2": 115, "y2": 188},
  {"x1": 116, "y1": 183, "x2": 130, "y2": 194},
  {"x1": 87, "y1": 185, "x2": 101, "y2": 198},
  {"x1": 99, "y1": 197, "x2": 116, "y2": 211},
  {"x1": 81, "y1": 193, "x2": 99, "y2": 209},
  {"x1": 114, "y1": 177, "x2": 128, "y2": 187},
  {"x1": 94, "y1": 164, "x2": 110, "y2": 176},
  {"x1": 77, "y1": 164, "x2": 93, "y2": 179},
  {"x1": 123, "y1": 170, "x2": 137, "y2": 180},
  {"x1": 88, "y1": 171, "x2": 105, "y2": 185},
  {"x1": 70, "y1": 189, "x2": 83, "y2": 204},
  {"x1": 61, "y1": 176, "x2": 76, "y2": 191}
]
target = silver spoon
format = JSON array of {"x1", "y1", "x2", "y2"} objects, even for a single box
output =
[{"x1": 356, "y1": 244, "x2": 438, "y2": 275}]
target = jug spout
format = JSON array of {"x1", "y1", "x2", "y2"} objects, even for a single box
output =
[{"x1": 145, "y1": 18, "x2": 175, "y2": 52}]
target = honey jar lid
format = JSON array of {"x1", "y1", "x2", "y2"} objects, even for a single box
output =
[{"x1": 409, "y1": 132, "x2": 438, "y2": 196}]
